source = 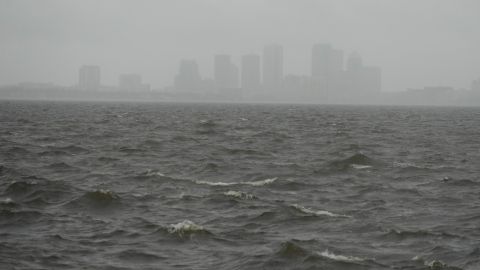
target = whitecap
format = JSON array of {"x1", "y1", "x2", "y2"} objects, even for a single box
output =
[
  {"x1": 244, "y1": 177, "x2": 277, "y2": 186},
  {"x1": 351, "y1": 164, "x2": 372, "y2": 170},
  {"x1": 194, "y1": 180, "x2": 236, "y2": 186},
  {"x1": 167, "y1": 220, "x2": 205, "y2": 236},
  {"x1": 144, "y1": 169, "x2": 165, "y2": 177},
  {"x1": 291, "y1": 204, "x2": 349, "y2": 217},
  {"x1": 318, "y1": 249, "x2": 364, "y2": 262},
  {"x1": 0, "y1": 197, "x2": 13, "y2": 204},
  {"x1": 393, "y1": 161, "x2": 417, "y2": 168},
  {"x1": 224, "y1": 190, "x2": 255, "y2": 200},
  {"x1": 426, "y1": 260, "x2": 447, "y2": 268},
  {"x1": 195, "y1": 177, "x2": 277, "y2": 187}
]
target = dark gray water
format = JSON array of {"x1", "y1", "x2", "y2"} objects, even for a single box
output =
[{"x1": 1, "y1": 101, "x2": 479, "y2": 270}]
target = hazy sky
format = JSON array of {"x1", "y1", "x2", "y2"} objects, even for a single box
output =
[{"x1": 1, "y1": 0, "x2": 479, "y2": 91}]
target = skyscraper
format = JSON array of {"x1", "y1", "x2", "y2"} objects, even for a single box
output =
[
  {"x1": 472, "y1": 78, "x2": 480, "y2": 91},
  {"x1": 214, "y1": 54, "x2": 238, "y2": 89},
  {"x1": 119, "y1": 74, "x2": 149, "y2": 92},
  {"x1": 79, "y1": 65, "x2": 101, "y2": 91},
  {"x1": 311, "y1": 44, "x2": 344, "y2": 100},
  {"x1": 345, "y1": 52, "x2": 381, "y2": 101},
  {"x1": 174, "y1": 59, "x2": 201, "y2": 92},
  {"x1": 262, "y1": 45, "x2": 283, "y2": 90},
  {"x1": 241, "y1": 53, "x2": 261, "y2": 91}
]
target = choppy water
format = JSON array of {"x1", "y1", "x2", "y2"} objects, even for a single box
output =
[{"x1": 1, "y1": 101, "x2": 479, "y2": 270}]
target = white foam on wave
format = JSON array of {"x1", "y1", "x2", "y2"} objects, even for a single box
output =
[
  {"x1": 195, "y1": 177, "x2": 277, "y2": 187},
  {"x1": 224, "y1": 190, "x2": 255, "y2": 200},
  {"x1": 426, "y1": 260, "x2": 447, "y2": 268},
  {"x1": 167, "y1": 220, "x2": 205, "y2": 236},
  {"x1": 291, "y1": 204, "x2": 349, "y2": 217},
  {"x1": 195, "y1": 180, "x2": 236, "y2": 186},
  {"x1": 144, "y1": 169, "x2": 165, "y2": 177},
  {"x1": 0, "y1": 197, "x2": 13, "y2": 204},
  {"x1": 245, "y1": 177, "x2": 277, "y2": 186},
  {"x1": 351, "y1": 164, "x2": 372, "y2": 170},
  {"x1": 393, "y1": 161, "x2": 418, "y2": 168},
  {"x1": 318, "y1": 249, "x2": 364, "y2": 262}
]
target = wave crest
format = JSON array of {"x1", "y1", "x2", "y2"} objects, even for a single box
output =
[
  {"x1": 291, "y1": 204, "x2": 349, "y2": 218},
  {"x1": 167, "y1": 220, "x2": 208, "y2": 237},
  {"x1": 318, "y1": 249, "x2": 364, "y2": 262},
  {"x1": 223, "y1": 191, "x2": 255, "y2": 200},
  {"x1": 195, "y1": 177, "x2": 277, "y2": 187}
]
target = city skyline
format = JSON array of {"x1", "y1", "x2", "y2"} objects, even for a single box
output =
[{"x1": 1, "y1": 0, "x2": 479, "y2": 92}]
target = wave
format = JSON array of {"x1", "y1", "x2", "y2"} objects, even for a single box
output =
[
  {"x1": 276, "y1": 241, "x2": 309, "y2": 258},
  {"x1": 44, "y1": 162, "x2": 78, "y2": 171},
  {"x1": 84, "y1": 189, "x2": 120, "y2": 203},
  {"x1": 167, "y1": 220, "x2": 210, "y2": 237},
  {"x1": 0, "y1": 165, "x2": 20, "y2": 178},
  {"x1": 220, "y1": 146, "x2": 268, "y2": 156},
  {"x1": 118, "y1": 146, "x2": 143, "y2": 154},
  {"x1": 0, "y1": 197, "x2": 15, "y2": 206},
  {"x1": 0, "y1": 209, "x2": 43, "y2": 225},
  {"x1": 327, "y1": 153, "x2": 377, "y2": 171},
  {"x1": 5, "y1": 146, "x2": 32, "y2": 157},
  {"x1": 197, "y1": 119, "x2": 217, "y2": 128},
  {"x1": 142, "y1": 139, "x2": 164, "y2": 147},
  {"x1": 382, "y1": 228, "x2": 461, "y2": 240},
  {"x1": 4, "y1": 178, "x2": 76, "y2": 206},
  {"x1": 5, "y1": 180, "x2": 39, "y2": 195},
  {"x1": 424, "y1": 259, "x2": 463, "y2": 270},
  {"x1": 195, "y1": 177, "x2": 277, "y2": 187},
  {"x1": 116, "y1": 249, "x2": 164, "y2": 262},
  {"x1": 199, "y1": 162, "x2": 220, "y2": 172},
  {"x1": 317, "y1": 249, "x2": 365, "y2": 263},
  {"x1": 142, "y1": 169, "x2": 165, "y2": 177},
  {"x1": 65, "y1": 189, "x2": 121, "y2": 211},
  {"x1": 51, "y1": 145, "x2": 89, "y2": 154},
  {"x1": 223, "y1": 191, "x2": 255, "y2": 200},
  {"x1": 351, "y1": 164, "x2": 373, "y2": 170},
  {"x1": 291, "y1": 204, "x2": 349, "y2": 218}
]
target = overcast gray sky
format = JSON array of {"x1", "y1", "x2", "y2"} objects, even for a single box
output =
[{"x1": 1, "y1": 0, "x2": 479, "y2": 91}]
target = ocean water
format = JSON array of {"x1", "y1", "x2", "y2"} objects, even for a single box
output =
[{"x1": 0, "y1": 100, "x2": 479, "y2": 270}]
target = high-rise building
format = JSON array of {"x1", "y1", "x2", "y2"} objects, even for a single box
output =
[
  {"x1": 119, "y1": 74, "x2": 149, "y2": 92},
  {"x1": 241, "y1": 53, "x2": 261, "y2": 91},
  {"x1": 263, "y1": 45, "x2": 283, "y2": 90},
  {"x1": 311, "y1": 44, "x2": 344, "y2": 100},
  {"x1": 346, "y1": 51, "x2": 363, "y2": 72},
  {"x1": 79, "y1": 65, "x2": 101, "y2": 91},
  {"x1": 345, "y1": 52, "x2": 381, "y2": 101},
  {"x1": 174, "y1": 59, "x2": 201, "y2": 92},
  {"x1": 472, "y1": 78, "x2": 480, "y2": 91},
  {"x1": 214, "y1": 54, "x2": 238, "y2": 89}
]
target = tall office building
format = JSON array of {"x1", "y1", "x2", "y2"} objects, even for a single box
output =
[
  {"x1": 472, "y1": 78, "x2": 480, "y2": 91},
  {"x1": 241, "y1": 53, "x2": 261, "y2": 91},
  {"x1": 262, "y1": 45, "x2": 283, "y2": 90},
  {"x1": 119, "y1": 74, "x2": 149, "y2": 92},
  {"x1": 214, "y1": 54, "x2": 238, "y2": 89},
  {"x1": 311, "y1": 44, "x2": 344, "y2": 100},
  {"x1": 345, "y1": 52, "x2": 381, "y2": 100},
  {"x1": 79, "y1": 65, "x2": 101, "y2": 91},
  {"x1": 174, "y1": 59, "x2": 201, "y2": 92},
  {"x1": 346, "y1": 51, "x2": 363, "y2": 72}
]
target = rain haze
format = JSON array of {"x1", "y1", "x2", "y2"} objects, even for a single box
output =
[
  {"x1": 2, "y1": 1, "x2": 480, "y2": 270},
  {"x1": 1, "y1": 0, "x2": 480, "y2": 104}
]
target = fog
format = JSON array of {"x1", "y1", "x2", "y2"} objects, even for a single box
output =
[{"x1": 1, "y1": 0, "x2": 479, "y2": 104}]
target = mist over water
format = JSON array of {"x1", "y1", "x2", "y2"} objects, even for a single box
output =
[
  {"x1": 1, "y1": 1, "x2": 480, "y2": 269},
  {"x1": 1, "y1": 101, "x2": 479, "y2": 269}
]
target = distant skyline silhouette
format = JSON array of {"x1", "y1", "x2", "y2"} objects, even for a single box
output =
[{"x1": 1, "y1": 0, "x2": 479, "y2": 92}]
